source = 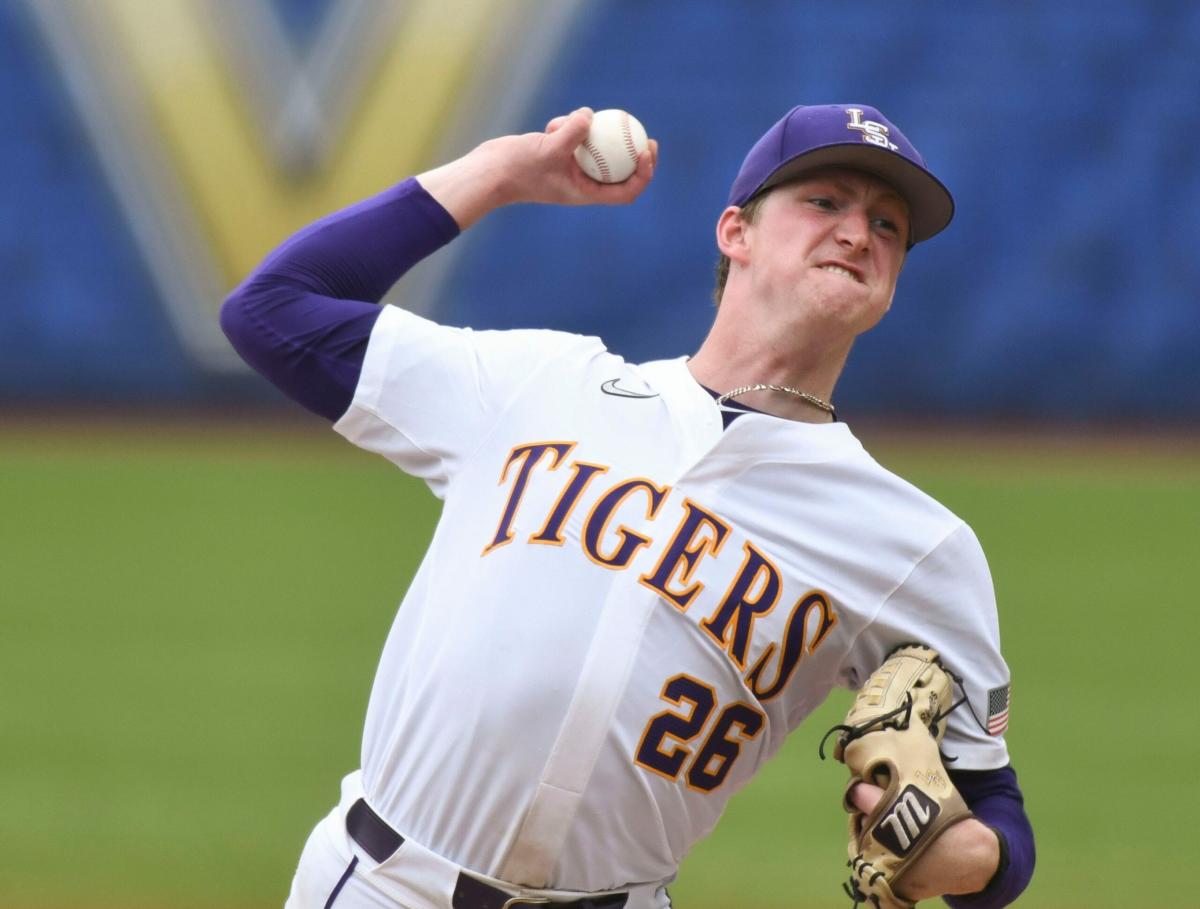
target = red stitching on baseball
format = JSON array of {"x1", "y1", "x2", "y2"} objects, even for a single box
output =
[
  {"x1": 582, "y1": 139, "x2": 610, "y2": 181},
  {"x1": 621, "y1": 111, "x2": 639, "y2": 166}
]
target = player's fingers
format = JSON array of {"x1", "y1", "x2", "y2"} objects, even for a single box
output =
[
  {"x1": 598, "y1": 140, "x2": 658, "y2": 203},
  {"x1": 848, "y1": 781, "x2": 886, "y2": 814},
  {"x1": 636, "y1": 140, "x2": 657, "y2": 181},
  {"x1": 547, "y1": 107, "x2": 593, "y2": 147},
  {"x1": 584, "y1": 176, "x2": 652, "y2": 207},
  {"x1": 593, "y1": 142, "x2": 654, "y2": 201},
  {"x1": 544, "y1": 114, "x2": 571, "y2": 134}
]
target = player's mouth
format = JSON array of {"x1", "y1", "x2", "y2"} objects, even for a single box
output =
[{"x1": 817, "y1": 263, "x2": 864, "y2": 283}]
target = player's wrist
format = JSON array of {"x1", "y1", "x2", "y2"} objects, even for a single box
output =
[
  {"x1": 901, "y1": 818, "x2": 1000, "y2": 900},
  {"x1": 415, "y1": 138, "x2": 522, "y2": 229},
  {"x1": 468, "y1": 136, "x2": 529, "y2": 207},
  {"x1": 951, "y1": 820, "x2": 1002, "y2": 895}
]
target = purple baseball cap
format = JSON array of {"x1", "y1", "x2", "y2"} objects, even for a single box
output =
[{"x1": 727, "y1": 104, "x2": 955, "y2": 244}]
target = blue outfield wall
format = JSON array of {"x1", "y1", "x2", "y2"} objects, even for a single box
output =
[{"x1": 2, "y1": 0, "x2": 1198, "y2": 421}]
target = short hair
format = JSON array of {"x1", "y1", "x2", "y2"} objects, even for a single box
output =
[{"x1": 711, "y1": 191, "x2": 770, "y2": 309}]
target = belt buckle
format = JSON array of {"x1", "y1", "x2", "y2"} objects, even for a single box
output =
[{"x1": 501, "y1": 899, "x2": 552, "y2": 908}]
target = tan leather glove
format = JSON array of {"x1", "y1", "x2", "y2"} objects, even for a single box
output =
[{"x1": 820, "y1": 645, "x2": 972, "y2": 908}]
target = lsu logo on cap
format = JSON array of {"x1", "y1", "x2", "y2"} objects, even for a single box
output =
[{"x1": 845, "y1": 107, "x2": 900, "y2": 152}]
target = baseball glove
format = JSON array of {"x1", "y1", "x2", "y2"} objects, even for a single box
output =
[{"x1": 819, "y1": 645, "x2": 971, "y2": 909}]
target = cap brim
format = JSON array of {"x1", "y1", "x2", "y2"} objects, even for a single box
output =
[{"x1": 752, "y1": 143, "x2": 955, "y2": 244}]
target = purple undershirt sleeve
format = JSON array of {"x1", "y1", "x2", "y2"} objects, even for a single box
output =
[
  {"x1": 219, "y1": 177, "x2": 461, "y2": 420},
  {"x1": 944, "y1": 765, "x2": 1035, "y2": 909}
]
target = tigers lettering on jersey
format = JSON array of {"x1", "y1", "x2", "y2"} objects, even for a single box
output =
[
  {"x1": 530, "y1": 461, "x2": 609, "y2": 546},
  {"x1": 639, "y1": 499, "x2": 730, "y2": 610},
  {"x1": 700, "y1": 542, "x2": 783, "y2": 669},
  {"x1": 483, "y1": 439, "x2": 839, "y2": 700},
  {"x1": 484, "y1": 441, "x2": 575, "y2": 554},
  {"x1": 581, "y1": 478, "x2": 672, "y2": 568}
]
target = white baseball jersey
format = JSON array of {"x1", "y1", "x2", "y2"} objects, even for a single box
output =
[{"x1": 333, "y1": 304, "x2": 1011, "y2": 894}]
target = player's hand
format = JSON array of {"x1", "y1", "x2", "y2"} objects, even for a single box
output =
[
  {"x1": 534, "y1": 107, "x2": 658, "y2": 203},
  {"x1": 847, "y1": 782, "x2": 1001, "y2": 900},
  {"x1": 417, "y1": 108, "x2": 657, "y2": 228}
]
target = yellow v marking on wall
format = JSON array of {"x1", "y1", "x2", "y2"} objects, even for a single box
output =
[{"x1": 26, "y1": 0, "x2": 584, "y2": 369}]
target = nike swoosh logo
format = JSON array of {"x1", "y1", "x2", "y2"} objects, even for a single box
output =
[{"x1": 600, "y1": 378, "x2": 660, "y2": 399}]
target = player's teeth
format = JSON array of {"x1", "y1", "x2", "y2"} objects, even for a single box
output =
[{"x1": 820, "y1": 265, "x2": 857, "y2": 282}]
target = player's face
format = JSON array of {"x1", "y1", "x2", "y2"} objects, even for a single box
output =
[{"x1": 743, "y1": 168, "x2": 910, "y2": 336}]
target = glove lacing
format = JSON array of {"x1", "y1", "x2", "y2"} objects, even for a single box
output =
[
  {"x1": 818, "y1": 669, "x2": 969, "y2": 763},
  {"x1": 844, "y1": 855, "x2": 888, "y2": 908}
]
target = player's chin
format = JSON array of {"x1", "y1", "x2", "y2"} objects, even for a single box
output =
[
  {"x1": 805, "y1": 281, "x2": 872, "y2": 316},
  {"x1": 823, "y1": 294, "x2": 891, "y2": 337},
  {"x1": 850, "y1": 300, "x2": 892, "y2": 335},
  {"x1": 806, "y1": 271, "x2": 872, "y2": 302}
]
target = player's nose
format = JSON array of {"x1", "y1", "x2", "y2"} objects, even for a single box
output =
[{"x1": 834, "y1": 209, "x2": 870, "y2": 252}]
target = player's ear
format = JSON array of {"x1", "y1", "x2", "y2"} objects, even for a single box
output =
[{"x1": 715, "y1": 206, "x2": 752, "y2": 266}]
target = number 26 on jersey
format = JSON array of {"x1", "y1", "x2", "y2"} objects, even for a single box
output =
[{"x1": 635, "y1": 674, "x2": 765, "y2": 792}]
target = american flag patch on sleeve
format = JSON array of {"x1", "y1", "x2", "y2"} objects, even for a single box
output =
[{"x1": 986, "y1": 684, "x2": 1011, "y2": 736}]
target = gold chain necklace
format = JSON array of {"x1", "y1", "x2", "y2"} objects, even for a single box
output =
[{"x1": 714, "y1": 383, "x2": 836, "y2": 417}]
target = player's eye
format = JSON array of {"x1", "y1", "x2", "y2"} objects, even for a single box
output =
[
  {"x1": 873, "y1": 218, "x2": 899, "y2": 234},
  {"x1": 808, "y1": 197, "x2": 836, "y2": 210}
]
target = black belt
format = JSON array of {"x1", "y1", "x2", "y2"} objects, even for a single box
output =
[
  {"x1": 345, "y1": 798, "x2": 628, "y2": 909},
  {"x1": 346, "y1": 797, "x2": 405, "y2": 863}
]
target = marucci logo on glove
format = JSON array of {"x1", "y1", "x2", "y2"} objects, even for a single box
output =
[{"x1": 872, "y1": 784, "x2": 940, "y2": 856}]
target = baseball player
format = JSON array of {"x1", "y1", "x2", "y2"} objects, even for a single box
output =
[{"x1": 222, "y1": 104, "x2": 1035, "y2": 909}]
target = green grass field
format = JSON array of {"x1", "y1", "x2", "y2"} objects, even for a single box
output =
[{"x1": 2, "y1": 417, "x2": 1197, "y2": 908}]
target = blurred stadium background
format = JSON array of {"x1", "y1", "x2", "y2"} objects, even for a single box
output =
[{"x1": 2, "y1": 1, "x2": 1197, "y2": 907}]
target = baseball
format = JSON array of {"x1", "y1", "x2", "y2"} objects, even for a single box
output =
[{"x1": 573, "y1": 109, "x2": 649, "y2": 183}]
